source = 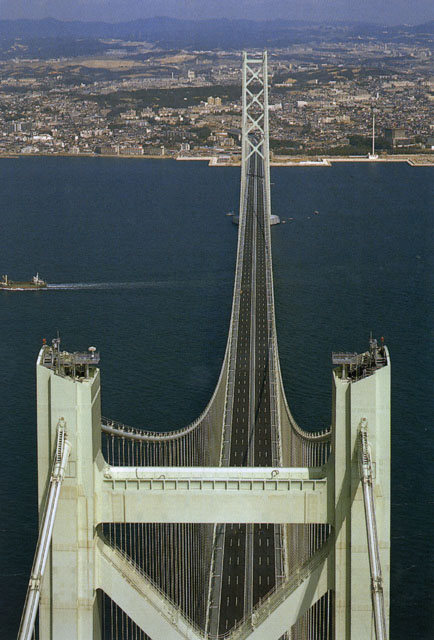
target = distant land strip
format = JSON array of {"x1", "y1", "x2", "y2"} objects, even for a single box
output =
[{"x1": 0, "y1": 152, "x2": 433, "y2": 167}]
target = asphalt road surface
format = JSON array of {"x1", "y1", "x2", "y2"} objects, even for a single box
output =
[{"x1": 218, "y1": 150, "x2": 279, "y2": 634}]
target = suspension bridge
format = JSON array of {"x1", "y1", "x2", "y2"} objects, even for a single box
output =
[{"x1": 19, "y1": 52, "x2": 390, "y2": 640}]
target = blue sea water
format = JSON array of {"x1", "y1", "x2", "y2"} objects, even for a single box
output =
[{"x1": 0, "y1": 157, "x2": 432, "y2": 638}]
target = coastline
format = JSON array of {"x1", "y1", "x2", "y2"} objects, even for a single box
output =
[{"x1": 0, "y1": 151, "x2": 433, "y2": 167}]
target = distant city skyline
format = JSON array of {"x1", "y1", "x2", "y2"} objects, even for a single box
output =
[{"x1": 1, "y1": 0, "x2": 434, "y2": 26}]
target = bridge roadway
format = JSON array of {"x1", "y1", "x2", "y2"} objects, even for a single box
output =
[{"x1": 218, "y1": 150, "x2": 279, "y2": 635}]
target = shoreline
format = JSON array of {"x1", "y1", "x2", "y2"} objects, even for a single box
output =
[{"x1": 0, "y1": 152, "x2": 433, "y2": 167}]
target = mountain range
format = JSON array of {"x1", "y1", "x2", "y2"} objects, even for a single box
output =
[{"x1": 0, "y1": 17, "x2": 433, "y2": 50}]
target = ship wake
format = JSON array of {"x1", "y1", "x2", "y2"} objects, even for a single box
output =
[{"x1": 47, "y1": 281, "x2": 169, "y2": 290}]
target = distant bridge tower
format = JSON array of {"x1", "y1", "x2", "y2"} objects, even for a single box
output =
[
  {"x1": 20, "y1": 51, "x2": 390, "y2": 640},
  {"x1": 240, "y1": 51, "x2": 271, "y2": 218}
]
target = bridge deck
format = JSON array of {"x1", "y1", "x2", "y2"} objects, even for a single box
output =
[{"x1": 217, "y1": 150, "x2": 281, "y2": 634}]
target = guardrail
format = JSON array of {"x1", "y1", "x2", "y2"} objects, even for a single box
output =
[{"x1": 220, "y1": 163, "x2": 250, "y2": 465}]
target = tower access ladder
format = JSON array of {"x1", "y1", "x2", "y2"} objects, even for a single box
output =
[
  {"x1": 18, "y1": 421, "x2": 71, "y2": 640},
  {"x1": 358, "y1": 419, "x2": 387, "y2": 640}
]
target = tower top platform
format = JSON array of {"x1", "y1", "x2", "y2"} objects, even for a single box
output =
[
  {"x1": 39, "y1": 339, "x2": 100, "y2": 380},
  {"x1": 332, "y1": 338, "x2": 388, "y2": 381}
]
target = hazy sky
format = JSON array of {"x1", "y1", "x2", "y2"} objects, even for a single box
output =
[{"x1": 1, "y1": 0, "x2": 433, "y2": 25}]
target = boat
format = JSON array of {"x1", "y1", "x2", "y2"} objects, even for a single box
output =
[{"x1": 1, "y1": 273, "x2": 47, "y2": 290}]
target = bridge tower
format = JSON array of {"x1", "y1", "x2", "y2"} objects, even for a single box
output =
[
  {"x1": 240, "y1": 51, "x2": 271, "y2": 220},
  {"x1": 21, "y1": 52, "x2": 390, "y2": 640}
]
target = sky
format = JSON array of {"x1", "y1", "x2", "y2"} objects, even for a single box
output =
[{"x1": 0, "y1": 0, "x2": 433, "y2": 26}]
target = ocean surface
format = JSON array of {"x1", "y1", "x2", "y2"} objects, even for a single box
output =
[{"x1": 0, "y1": 157, "x2": 432, "y2": 638}]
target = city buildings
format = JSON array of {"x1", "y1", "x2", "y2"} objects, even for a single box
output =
[{"x1": 0, "y1": 36, "x2": 433, "y2": 159}]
